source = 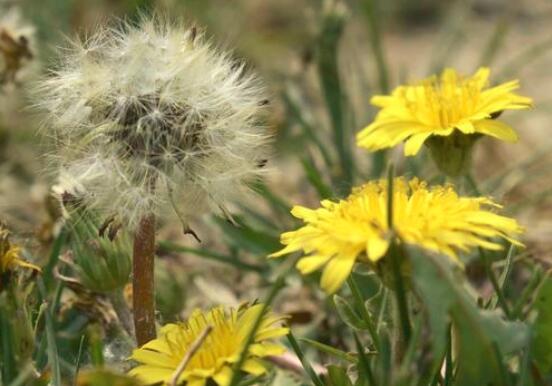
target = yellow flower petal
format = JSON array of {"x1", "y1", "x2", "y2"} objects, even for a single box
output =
[
  {"x1": 404, "y1": 132, "x2": 432, "y2": 156},
  {"x1": 130, "y1": 349, "x2": 178, "y2": 369},
  {"x1": 320, "y1": 256, "x2": 357, "y2": 294},
  {"x1": 473, "y1": 120, "x2": 518, "y2": 142},
  {"x1": 296, "y1": 255, "x2": 332, "y2": 274},
  {"x1": 128, "y1": 365, "x2": 174, "y2": 384},
  {"x1": 241, "y1": 358, "x2": 267, "y2": 376},
  {"x1": 366, "y1": 237, "x2": 390, "y2": 262},
  {"x1": 212, "y1": 366, "x2": 233, "y2": 386}
]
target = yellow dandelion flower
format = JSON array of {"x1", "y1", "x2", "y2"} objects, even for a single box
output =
[
  {"x1": 356, "y1": 68, "x2": 532, "y2": 174},
  {"x1": 269, "y1": 178, "x2": 523, "y2": 294},
  {"x1": 129, "y1": 304, "x2": 289, "y2": 386},
  {"x1": 0, "y1": 226, "x2": 40, "y2": 274}
]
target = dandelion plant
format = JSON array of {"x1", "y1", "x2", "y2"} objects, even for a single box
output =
[
  {"x1": 38, "y1": 17, "x2": 270, "y2": 345},
  {"x1": 356, "y1": 68, "x2": 532, "y2": 175},
  {"x1": 270, "y1": 177, "x2": 524, "y2": 294}
]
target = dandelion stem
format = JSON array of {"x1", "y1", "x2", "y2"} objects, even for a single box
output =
[
  {"x1": 132, "y1": 213, "x2": 157, "y2": 345},
  {"x1": 347, "y1": 276, "x2": 380, "y2": 350},
  {"x1": 386, "y1": 165, "x2": 411, "y2": 356},
  {"x1": 389, "y1": 243, "x2": 411, "y2": 356},
  {"x1": 228, "y1": 269, "x2": 288, "y2": 386},
  {"x1": 109, "y1": 289, "x2": 135, "y2": 339},
  {"x1": 479, "y1": 247, "x2": 512, "y2": 318}
]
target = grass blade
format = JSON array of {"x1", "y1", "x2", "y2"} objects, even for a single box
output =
[
  {"x1": 318, "y1": 0, "x2": 354, "y2": 187},
  {"x1": 158, "y1": 241, "x2": 266, "y2": 273},
  {"x1": 228, "y1": 270, "x2": 289, "y2": 386},
  {"x1": 37, "y1": 279, "x2": 61, "y2": 386},
  {"x1": 287, "y1": 331, "x2": 325, "y2": 386}
]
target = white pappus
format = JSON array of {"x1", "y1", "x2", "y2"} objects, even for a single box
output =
[{"x1": 38, "y1": 16, "x2": 271, "y2": 232}]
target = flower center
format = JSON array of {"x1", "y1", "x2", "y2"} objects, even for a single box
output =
[
  {"x1": 169, "y1": 309, "x2": 243, "y2": 372},
  {"x1": 106, "y1": 94, "x2": 207, "y2": 169},
  {"x1": 407, "y1": 75, "x2": 482, "y2": 130}
]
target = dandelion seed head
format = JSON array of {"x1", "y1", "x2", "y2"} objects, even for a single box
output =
[{"x1": 38, "y1": 16, "x2": 270, "y2": 230}]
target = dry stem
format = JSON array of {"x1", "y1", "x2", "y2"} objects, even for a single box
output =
[
  {"x1": 170, "y1": 325, "x2": 213, "y2": 386},
  {"x1": 132, "y1": 213, "x2": 157, "y2": 345}
]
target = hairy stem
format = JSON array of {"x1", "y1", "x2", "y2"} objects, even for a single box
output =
[
  {"x1": 109, "y1": 289, "x2": 135, "y2": 340},
  {"x1": 133, "y1": 213, "x2": 156, "y2": 346}
]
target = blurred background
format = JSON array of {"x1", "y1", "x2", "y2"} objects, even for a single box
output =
[{"x1": 1, "y1": 1, "x2": 552, "y2": 378}]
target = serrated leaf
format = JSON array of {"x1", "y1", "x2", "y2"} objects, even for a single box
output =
[
  {"x1": 333, "y1": 294, "x2": 369, "y2": 331},
  {"x1": 411, "y1": 251, "x2": 529, "y2": 386}
]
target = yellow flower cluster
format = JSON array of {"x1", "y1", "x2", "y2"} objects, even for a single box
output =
[
  {"x1": 268, "y1": 67, "x2": 531, "y2": 293},
  {"x1": 270, "y1": 178, "x2": 523, "y2": 294},
  {"x1": 357, "y1": 68, "x2": 532, "y2": 156},
  {"x1": 129, "y1": 304, "x2": 288, "y2": 386}
]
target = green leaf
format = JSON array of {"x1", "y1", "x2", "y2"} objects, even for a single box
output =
[
  {"x1": 410, "y1": 251, "x2": 529, "y2": 386},
  {"x1": 37, "y1": 280, "x2": 61, "y2": 386},
  {"x1": 327, "y1": 365, "x2": 353, "y2": 386},
  {"x1": 353, "y1": 332, "x2": 375, "y2": 386},
  {"x1": 299, "y1": 338, "x2": 356, "y2": 363},
  {"x1": 281, "y1": 86, "x2": 334, "y2": 169},
  {"x1": 0, "y1": 304, "x2": 16, "y2": 383},
  {"x1": 286, "y1": 332, "x2": 325, "y2": 386},
  {"x1": 531, "y1": 276, "x2": 552, "y2": 374},
  {"x1": 301, "y1": 156, "x2": 334, "y2": 199},
  {"x1": 213, "y1": 217, "x2": 281, "y2": 256},
  {"x1": 333, "y1": 294, "x2": 369, "y2": 331},
  {"x1": 76, "y1": 369, "x2": 142, "y2": 386},
  {"x1": 317, "y1": 0, "x2": 353, "y2": 187},
  {"x1": 158, "y1": 241, "x2": 265, "y2": 273}
]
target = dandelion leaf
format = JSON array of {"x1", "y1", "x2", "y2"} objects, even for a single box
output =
[
  {"x1": 411, "y1": 251, "x2": 528, "y2": 386},
  {"x1": 531, "y1": 276, "x2": 552, "y2": 374}
]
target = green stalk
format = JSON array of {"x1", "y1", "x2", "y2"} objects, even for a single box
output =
[
  {"x1": 37, "y1": 279, "x2": 61, "y2": 386},
  {"x1": 362, "y1": 0, "x2": 390, "y2": 93},
  {"x1": 287, "y1": 332, "x2": 325, "y2": 386},
  {"x1": 347, "y1": 276, "x2": 380, "y2": 350},
  {"x1": 227, "y1": 271, "x2": 288, "y2": 386},
  {"x1": 109, "y1": 289, "x2": 135, "y2": 338},
  {"x1": 479, "y1": 248, "x2": 512, "y2": 318},
  {"x1": 362, "y1": 0, "x2": 389, "y2": 177},
  {"x1": 444, "y1": 325, "x2": 453, "y2": 385},
  {"x1": 318, "y1": 1, "x2": 354, "y2": 187},
  {"x1": 354, "y1": 332, "x2": 376, "y2": 386},
  {"x1": 386, "y1": 165, "x2": 411, "y2": 351},
  {"x1": 389, "y1": 244, "x2": 411, "y2": 348}
]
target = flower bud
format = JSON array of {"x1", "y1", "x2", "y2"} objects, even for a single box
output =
[{"x1": 425, "y1": 132, "x2": 481, "y2": 177}]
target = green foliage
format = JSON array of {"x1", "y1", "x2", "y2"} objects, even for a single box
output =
[
  {"x1": 1, "y1": 0, "x2": 551, "y2": 385},
  {"x1": 411, "y1": 251, "x2": 529, "y2": 385},
  {"x1": 334, "y1": 294, "x2": 370, "y2": 331},
  {"x1": 317, "y1": 0, "x2": 354, "y2": 189},
  {"x1": 326, "y1": 365, "x2": 353, "y2": 386},
  {"x1": 531, "y1": 276, "x2": 552, "y2": 374},
  {"x1": 67, "y1": 214, "x2": 132, "y2": 293},
  {"x1": 76, "y1": 369, "x2": 143, "y2": 386}
]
